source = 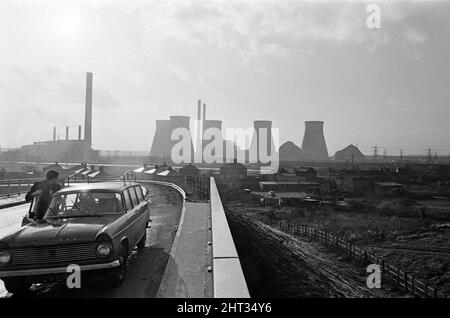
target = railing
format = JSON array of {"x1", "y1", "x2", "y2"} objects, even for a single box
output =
[
  {"x1": 0, "y1": 171, "x2": 136, "y2": 199},
  {"x1": 269, "y1": 219, "x2": 443, "y2": 298},
  {"x1": 65, "y1": 170, "x2": 135, "y2": 186},
  {"x1": 0, "y1": 178, "x2": 42, "y2": 198}
]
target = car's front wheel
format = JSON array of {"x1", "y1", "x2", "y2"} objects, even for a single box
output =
[
  {"x1": 3, "y1": 277, "x2": 31, "y2": 295},
  {"x1": 107, "y1": 245, "x2": 127, "y2": 288}
]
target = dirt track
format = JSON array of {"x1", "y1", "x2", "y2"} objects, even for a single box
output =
[{"x1": 226, "y1": 207, "x2": 383, "y2": 298}]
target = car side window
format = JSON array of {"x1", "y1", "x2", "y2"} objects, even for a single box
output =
[
  {"x1": 123, "y1": 189, "x2": 133, "y2": 211},
  {"x1": 136, "y1": 186, "x2": 144, "y2": 201},
  {"x1": 129, "y1": 187, "x2": 139, "y2": 207}
]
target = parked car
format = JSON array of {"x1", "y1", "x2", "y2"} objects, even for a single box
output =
[{"x1": 0, "y1": 182, "x2": 150, "y2": 294}]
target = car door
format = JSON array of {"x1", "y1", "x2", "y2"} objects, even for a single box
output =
[
  {"x1": 131, "y1": 186, "x2": 149, "y2": 236},
  {"x1": 126, "y1": 187, "x2": 145, "y2": 247},
  {"x1": 116, "y1": 189, "x2": 140, "y2": 249}
]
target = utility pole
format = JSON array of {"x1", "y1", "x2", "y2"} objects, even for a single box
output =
[
  {"x1": 400, "y1": 148, "x2": 403, "y2": 162},
  {"x1": 427, "y1": 148, "x2": 432, "y2": 164},
  {"x1": 373, "y1": 146, "x2": 378, "y2": 161}
]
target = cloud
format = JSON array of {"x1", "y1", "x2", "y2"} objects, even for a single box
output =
[
  {"x1": 0, "y1": 64, "x2": 121, "y2": 111},
  {"x1": 404, "y1": 28, "x2": 427, "y2": 43}
]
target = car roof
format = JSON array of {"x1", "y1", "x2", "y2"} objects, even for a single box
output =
[{"x1": 57, "y1": 182, "x2": 141, "y2": 194}]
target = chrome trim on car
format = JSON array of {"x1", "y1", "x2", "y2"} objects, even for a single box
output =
[{"x1": 0, "y1": 260, "x2": 120, "y2": 278}]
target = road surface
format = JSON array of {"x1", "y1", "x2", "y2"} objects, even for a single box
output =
[{"x1": 0, "y1": 183, "x2": 183, "y2": 298}]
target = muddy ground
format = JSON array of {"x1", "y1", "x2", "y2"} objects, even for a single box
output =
[{"x1": 222, "y1": 188, "x2": 449, "y2": 298}]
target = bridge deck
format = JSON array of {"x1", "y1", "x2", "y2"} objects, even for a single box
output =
[{"x1": 157, "y1": 201, "x2": 212, "y2": 298}]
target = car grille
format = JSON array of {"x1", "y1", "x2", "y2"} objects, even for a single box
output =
[{"x1": 10, "y1": 243, "x2": 98, "y2": 267}]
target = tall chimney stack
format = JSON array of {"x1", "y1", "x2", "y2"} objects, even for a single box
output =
[
  {"x1": 202, "y1": 103, "x2": 206, "y2": 122},
  {"x1": 78, "y1": 125, "x2": 82, "y2": 140},
  {"x1": 53, "y1": 127, "x2": 56, "y2": 142},
  {"x1": 66, "y1": 126, "x2": 69, "y2": 140},
  {"x1": 195, "y1": 100, "x2": 202, "y2": 163},
  {"x1": 84, "y1": 72, "x2": 93, "y2": 147}
]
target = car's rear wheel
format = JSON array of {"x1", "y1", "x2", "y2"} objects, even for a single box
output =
[
  {"x1": 107, "y1": 245, "x2": 127, "y2": 288},
  {"x1": 137, "y1": 227, "x2": 147, "y2": 249},
  {"x1": 3, "y1": 277, "x2": 31, "y2": 295}
]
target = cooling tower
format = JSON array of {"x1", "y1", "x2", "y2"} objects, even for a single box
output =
[
  {"x1": 150, "y1": 120, "x2": 172, "y2": 161},
  {"x1": 170, "y1": 116, "x2": 194, "y2": 163},
  {"x1": 203, "y1": 120, "x2": 223, "y2": 162},
  {"x1": 250, "y1": 120, "x2": 275, "y2": 163},
  {"x1": 301, "y1": 121, "x2": 329, "y2": 161}
]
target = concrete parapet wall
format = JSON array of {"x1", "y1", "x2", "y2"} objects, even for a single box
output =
[{"x1": 210, "y1": 177, "x2": 250, "y2": 298}]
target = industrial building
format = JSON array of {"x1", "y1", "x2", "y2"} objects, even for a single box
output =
[
  {"x1": 334, "y1": 170, "x2": 391, "y2": 193},
  {"x1": 150, "y1": 99, "x2": 234, "y2": 164},
  {"x1": 1, "y1": 72, "x2": 98, "y2": 163}
]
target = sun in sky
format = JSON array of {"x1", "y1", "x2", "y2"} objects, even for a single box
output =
[{"x1": 52, "y1": 4, "x2": 83, "y2": 38}]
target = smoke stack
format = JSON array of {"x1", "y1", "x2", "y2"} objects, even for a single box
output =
[
  {"x1": 202, "y1": 103, "x2": 206, "y2": 122},
  {"x1": 84, "y1": 72, "x2": 93, "y2": 147},
  {"x1": 78, "y1": 125, "x2": 82, "y2": 140},
  {"x1": 66, "y1": 126, "x2": 69, "y2": 140},
  {"x1": 170, "y1": 116, "x2": 193, "y2": 163},
  {"x1": 195, "y1": 100, "x2": 202, "y2": 162},
  {"x1": 53, "y1": 127, "x2": 56, "y2": 142},
  {"x1": 250, "y1": 120, "x2": 275, "y2": 163},
  {"x1": 197, "y1": 100, "x2": 202, "y2": 121},
  {"x1": 150, "y1": 120, "x2": 172, "y2": 161},
  {"x1": 301, "y1": 121, "x2": 329, "y2": 161}
]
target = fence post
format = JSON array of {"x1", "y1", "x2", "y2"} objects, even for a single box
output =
[
  {"x1": 18, "y1": 180, "x2": 21, "y2": 195},
  {"x1": 7, "y1": 180, "x2": 10, "y2": 197},
  {"x1": 349, "y1": 243, "x2": 352, "y2": 259},
  {"x1": 385, "y1": 263, "x2": 389, "y2": 279},
  {"x1": 404, "y1": 272, "x2": 408, "y2": 292}
]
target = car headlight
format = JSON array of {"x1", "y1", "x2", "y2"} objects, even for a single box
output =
[
  {"x1": 0, "y1": 251, "x2": 11, "y2": 265},
  {"x1": 96, "y1": 243, "x2": 112, "y2": 258}
]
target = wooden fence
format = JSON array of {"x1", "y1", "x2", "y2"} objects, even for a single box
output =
[{"x1": 268, "y1": 219, "x2": 443, "y2": 298}]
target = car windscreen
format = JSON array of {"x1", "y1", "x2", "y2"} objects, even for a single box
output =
[{"x1": 44, "y1": 191, "x2": 124, "y2": 218}]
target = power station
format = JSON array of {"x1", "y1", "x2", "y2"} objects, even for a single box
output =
[{"x1": 2, "y1": 72, "x2": 98, "y2": 163}]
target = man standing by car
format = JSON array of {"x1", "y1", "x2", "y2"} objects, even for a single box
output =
[{"x1": 25, "y1": 170, "x2": 62, "y2": 220}]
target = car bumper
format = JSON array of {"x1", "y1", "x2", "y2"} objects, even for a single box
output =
[{"x1": 0, "y1": 260, "x2": 120, "y2": 278}]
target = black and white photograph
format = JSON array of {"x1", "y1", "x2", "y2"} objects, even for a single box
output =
[{"x1": 0, "y1": 0, "x2": 449, "y2": 306}]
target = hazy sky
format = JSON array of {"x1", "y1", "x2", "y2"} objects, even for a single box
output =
[{"x1": 0, "y1": 0, "x2": 449, "y2": 155}]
